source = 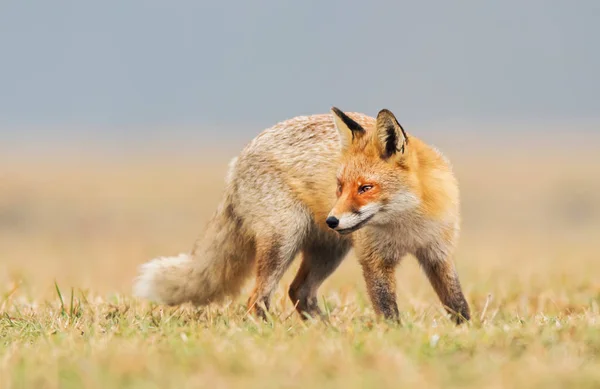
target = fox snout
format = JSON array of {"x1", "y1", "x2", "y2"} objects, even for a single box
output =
[
  {"x1": 325, "y1": 216, "x2": 339, "y2": 229},
  {"x1": 326, "y1": 204, "x2": 379, "y2": 234}
]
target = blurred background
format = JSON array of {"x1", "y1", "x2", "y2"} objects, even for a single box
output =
[{"x1": 1, "y1": 1, "x2": 599, "y2": 306}]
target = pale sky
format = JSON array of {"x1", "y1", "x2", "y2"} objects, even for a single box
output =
[{"x1": 1, "y1": 1, "x2": 598, "y2": 136}]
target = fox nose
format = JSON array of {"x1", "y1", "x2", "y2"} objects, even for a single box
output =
[{"x1": 326, "y1": 216, "x2": 339, "y2": 229}]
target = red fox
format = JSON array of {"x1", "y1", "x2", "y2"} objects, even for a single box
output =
[{"x1": 134, "y1": 108, "x2": 470, "y2": 323}]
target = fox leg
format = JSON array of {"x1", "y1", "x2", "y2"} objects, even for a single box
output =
[
  {"x1": 360, "y1": 258, "x2": 400, "y2": 322},
  {"x1": 288, "y1": 237, "x2": 351, "y2": 319},
  {"x1": 247, "y1": 234, "x2": 301, "y2": 319},
  {"x1": 415, "y1": 245, "x2": 470, "y2": 324}
]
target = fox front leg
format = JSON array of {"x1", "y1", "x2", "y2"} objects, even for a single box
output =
[
  {"x1": 415, "y1": 245, "x2": 470, "y2": 324},
  {"x1": 359, "y1": 258, "x2": 400, "y2": 322}
]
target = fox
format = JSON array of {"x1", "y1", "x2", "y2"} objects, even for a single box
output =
[{"x1": 133, "y1": 107, "x2": 471, "y2": 323}]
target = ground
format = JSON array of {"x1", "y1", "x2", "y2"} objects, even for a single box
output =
[{"x1": 1, "y1": 129, "x2": 599, "y2": 388}]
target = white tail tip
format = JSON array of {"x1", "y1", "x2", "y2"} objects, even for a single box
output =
[{"x1": 133, "y1": 253, "x2": 191, "y2": 303}]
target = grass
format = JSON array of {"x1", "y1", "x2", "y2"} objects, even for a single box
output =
[
  {"x1": 2, "y1": 289, "x2": 600, "y2": 388},
  {"x1": 1, "y1": 135, "x2": 599, "y2": 388}
]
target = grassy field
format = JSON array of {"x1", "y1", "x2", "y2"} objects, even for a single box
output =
[{"x1": 1, "y1": 130, "x2": 600, "y2": 388}]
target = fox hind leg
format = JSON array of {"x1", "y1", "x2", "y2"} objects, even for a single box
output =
[
  {"x1": 288, "y1": 236, "x2": 351, "y2": 319},
  {"x1": 247, "y1": 233, "x2": 303, "y2": 320}
]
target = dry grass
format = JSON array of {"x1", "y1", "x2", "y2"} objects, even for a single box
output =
[{"x1": 1, "y1": 132, "x2": 599, "y2": 388}]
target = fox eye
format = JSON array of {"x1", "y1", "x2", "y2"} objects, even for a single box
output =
[
  {"x1": 336, "y1": 182, "x2": 343, "y2": 195},
  {"x1": 358, "y1": 184, "x2": 373, "y2": 194}
]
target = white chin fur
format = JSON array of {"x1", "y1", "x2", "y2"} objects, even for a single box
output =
[
  {"x1": 133, "y1": 253, "x2": 191, "y2": 303},
  {"x1": 336, "y1": 203, "x2": 380, "y2": 230},
  {"x1": 337, "y1": 213, "x2": 362, "y2": 230}
]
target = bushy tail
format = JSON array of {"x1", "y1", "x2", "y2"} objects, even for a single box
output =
[
  {"x1": 133, "y1": 198, "x2": 254, "y2": 306},
  {"x1": 133, "y1": 248, "x2": 252, "y2": 306},
  {"x1": 133, "y1": 253, "x2": 200, "y2": 305}
]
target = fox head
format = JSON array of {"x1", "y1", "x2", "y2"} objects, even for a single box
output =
[{"x1": 326, "y1": 107, "x2": 420, "y2": 234}]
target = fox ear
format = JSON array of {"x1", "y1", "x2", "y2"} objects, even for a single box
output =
[
  {"x1": 331, "y1": 107, "x2": 365, "y2": 151},
  {"x1": 375, "y1": 109, "x2": 407, "y2": 159}
]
